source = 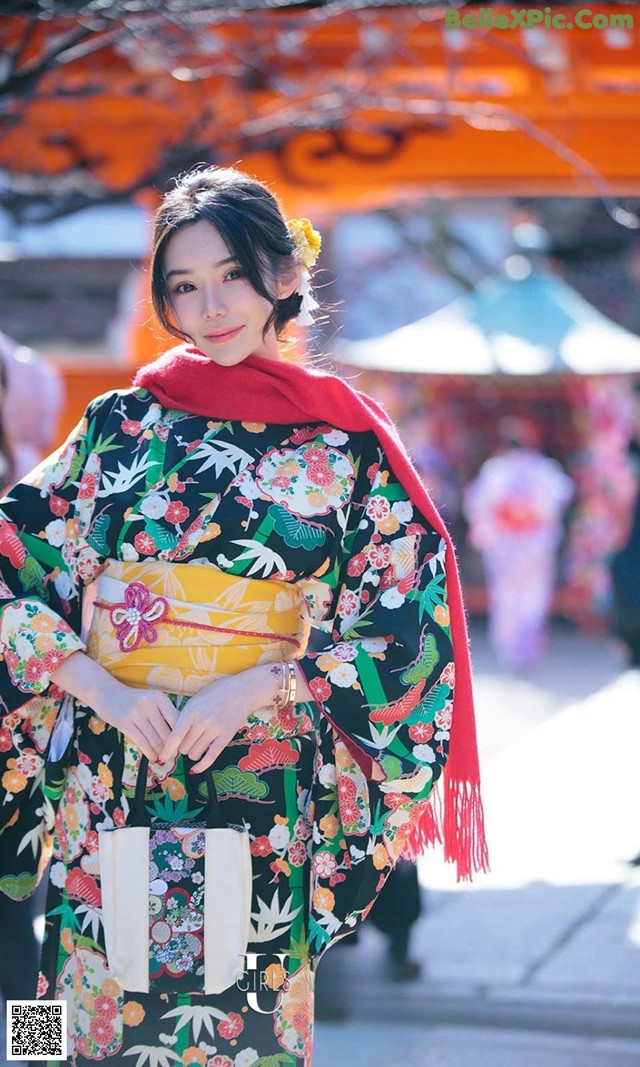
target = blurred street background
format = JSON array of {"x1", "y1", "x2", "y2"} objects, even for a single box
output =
[
  {"x1": 3, "y1": 2, "x2": 640, "y2": 1065},
  {"x1": 313, "y1": 620, "x2": 640, "y2": 1065}
]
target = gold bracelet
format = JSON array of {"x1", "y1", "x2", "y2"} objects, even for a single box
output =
[
  {"x1": 270, "y1": 661, "x2": 299, "y2": 709},
  {"x1": 275, "y1": 662, "x2": 291, "y2": 709},
  {"x1": 279, "y1": 662, "x2": 293, "y2": 708},
  {"x1": 287, "y1": 662, "x2": 298, "y2": 707}
]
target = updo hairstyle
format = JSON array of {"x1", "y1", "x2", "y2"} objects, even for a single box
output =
[{"x1": 150, "y1": 165, "x2": 304, "y2": 343}]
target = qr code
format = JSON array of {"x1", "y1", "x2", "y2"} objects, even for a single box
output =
[{"x1": 6, "y1": 1000, "x2": 67, "y2": 1062}]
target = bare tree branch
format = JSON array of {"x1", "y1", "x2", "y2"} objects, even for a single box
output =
[
  {"x1": 4, "y1": 16, "x2": 39, "y2": 77},
  {"x1": 1, "y1": 0, "x2": 632, "y2": 227},
  {"x1": 377, "y1": 204, "x2": 492, "y2": 292},
  {"x1": 0, "y1": 23, "x2": 96, "y2": 107}
]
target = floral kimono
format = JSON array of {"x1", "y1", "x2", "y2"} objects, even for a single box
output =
[
  {"x1": 0, "y1": 385, "x2": 455, "y2": 1067},
  {"x1": 464, "y1": 447, "x2": 573, "y2": 669}
]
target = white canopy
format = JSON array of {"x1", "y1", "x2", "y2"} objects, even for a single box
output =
[{"x1": 338, "y1": 262, "x2": 640, "y2": 376}]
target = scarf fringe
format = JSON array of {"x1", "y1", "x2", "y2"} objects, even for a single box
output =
[{"x1": 403, "y1": 777, "x2": 490, "y2": 882}]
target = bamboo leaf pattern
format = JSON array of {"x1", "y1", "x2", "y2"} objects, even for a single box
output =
[
  {"x1": 98, "y1": 451, "x2": 154, "y2": 496},
  {"x1": 0, "y1": 386, "x2": 454, "y2": 1064},
  {"x1": 227, "y1": 539, "x2": 287, "y2": 577},
  {"x1": 249, "y1": 888, "x2": 303, "y2": 943}
]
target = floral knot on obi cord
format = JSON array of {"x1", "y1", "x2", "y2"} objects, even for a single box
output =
[{"x1": 109, "y1": 582, "x2": 169, "y2": 652}]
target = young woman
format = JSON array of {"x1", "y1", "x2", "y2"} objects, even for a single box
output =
[{"x1": 0, "y1": 166, "x2": 486, "y2": 1066}]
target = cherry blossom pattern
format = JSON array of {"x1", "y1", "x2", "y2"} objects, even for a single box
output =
[
  {"x1": 53, "y1": 768, "x2": 91, "y2": 864},
  {"x1": 57, "y1": 947, "x2": 124, "y2": 1060},
  {"x1": 273, "y1": 962, "x2": 314, "y2": 1060},
  {"x1": 0, "y1": 384, "x2": 456, "y2": 1065},
  {"x1": 335, "y1": 742, "x2": 370, "y2": 837},
  {"x1": 255, "y1": 443, "x2": 356, "y2": 518},
  {"x1": 0, "y1": 601, "x2": 83, "y2": 694}
]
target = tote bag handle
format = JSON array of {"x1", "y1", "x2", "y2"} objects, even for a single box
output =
[{"x1": 129, "y1": 755, "x2": 226, "y2": 830}]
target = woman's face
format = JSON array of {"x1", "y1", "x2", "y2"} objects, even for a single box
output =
[{"x1": 163, "y1": 219, "x2": 292, "y2": 365}]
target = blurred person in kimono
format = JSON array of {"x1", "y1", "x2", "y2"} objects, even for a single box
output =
[
  {"x1": 0, "y1": 330, "x2": 63, "y2": 482},
  {"x1": 464, "y1": 417, "x2": 573, "y2": 671},
  {"x1": 0, "y1": 168, "x2": 487, "y2": 1065},
  {"x1": 0, "y1": 333, "x2": 63, "y2": 1005}
]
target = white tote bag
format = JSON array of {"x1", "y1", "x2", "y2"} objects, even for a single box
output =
[{"x1": 99, "y1": 756, "x2": 252, "y2": 995}]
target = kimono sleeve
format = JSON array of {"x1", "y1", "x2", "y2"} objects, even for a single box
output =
[
  {"x1": 297, "y1": 431, "x2": 455, "y2": 795},
  {"x1": 0, "y1": 393, "x2": 114, "y2": 714},
  {"x1": 297, "y1": 432, "x2": 457, "y2": 957}
]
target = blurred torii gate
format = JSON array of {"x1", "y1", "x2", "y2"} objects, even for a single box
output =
[{"x1": 2, "y1": 2, "x2": 640, "y2": 430}]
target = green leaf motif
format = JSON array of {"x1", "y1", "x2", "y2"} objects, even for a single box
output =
[
  {"x1": 0, "y1": 871, "x2": 38, "y2": 902},
  {"x1": 146, "y1": 793, "x2": 202, "y2": 823},
  {"x1": 289, "y1": 929, "x2": 310, "y2": 965},
  {"x1": 61, "y1": 452, "x2": 84, "y2": 491},
  {"x1": 340, "y1": 618, "x2": 373, "y2": 641},
  {"x1": 370, "y1": 798, "x2": 390, "y2": 836},
  {"x1": 145, "y1": 519, "x2": 178, "y2": 552},
  {"x1": 407, "y1": 684, "x2": 447, "y2": 726},
  {"x1": 44, "y1": 773, "x2": 68, "y2": 801},
  {"x1": 416, "y1": 573, "x2": 448, "y2": 624},
  {"x1": 74, "y1": 933, "x2": 104, "y2": 953},
  {"x1": 94, "y1": 432, "x2": 121, "y2": 455},
  {"x1": 379, "y1": 753, "x2": 404, "y2": 782},
  {"x1": 47, "y1": 901, "x2": 82, "y2": 932},
  {"x1": 212, "y1": 766, "x2": 269, "y2": 799},
  {"x1": 85, "y1": 415, "x2": 98, "y2": 452},
  {"x1": 19, "y1": 557, "x2": 46, "y2": 597},
  {"x1": 400, "y1": 632, "x2": 439, "y2": 685},
  {"x1": 308, "y1": 916, "x2": 331, "y2": 952},
  {"x1": 20, "y1": 533, "x2": 63, "y2": 572},
  {"x1": 87, "y1": 512, "x2": 111, "y2": 555},
  {"x1": 269, "y1": 505, "x2": 326, "y2": 551}
]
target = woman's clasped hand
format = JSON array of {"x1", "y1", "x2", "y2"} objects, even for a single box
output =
[
  {"x1": 91, "y1": 662, "x2": 278, "y2": 773},
  {"x1": 156, "y1": 668, "x2": 273, "y2": 773},
  {"x1": 91, "y1": 682, "x2": 179, "y2": 765},
  {"x1": 52, "y1": 652, "x2": 307, "y2": 774}
]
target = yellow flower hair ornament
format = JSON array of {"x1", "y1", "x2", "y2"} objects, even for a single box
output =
[
  {"x1": 287, "y1": 217, "x2": 322, "y2": 325},
  {"x1": 287, "y1": 217, "x2": 322, "y2": 270}
]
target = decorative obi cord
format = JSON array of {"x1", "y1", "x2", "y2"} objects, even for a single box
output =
[{"x1": 86, "y1": 559, "x2": 311, "y2": 697}]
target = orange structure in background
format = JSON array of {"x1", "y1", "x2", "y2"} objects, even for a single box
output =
[
  {"x1": 3, "y1": 5, "x2": 640, "y2": 208},
  {"x1": 2, "y1": 5, "x2": 640, "y2": 435},
  {"x1": 52, "y1": 364, "x2": 133, "y2": 443}
]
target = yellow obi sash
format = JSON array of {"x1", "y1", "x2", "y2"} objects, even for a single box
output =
[{"x1": 86, "y1": 560, "x2": 310, "y2": 696}]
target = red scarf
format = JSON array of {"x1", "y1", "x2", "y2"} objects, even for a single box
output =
[{"x1": 134, "y1": 345, "x2": 489, "y2": 880}]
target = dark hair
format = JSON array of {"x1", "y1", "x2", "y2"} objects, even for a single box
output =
[
  {"x1": 150, "y1": 165, "x2": 306, "y2": 343},
  {"x1": 497, "y1": 416, "x2": 541, "y2": 451}
]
